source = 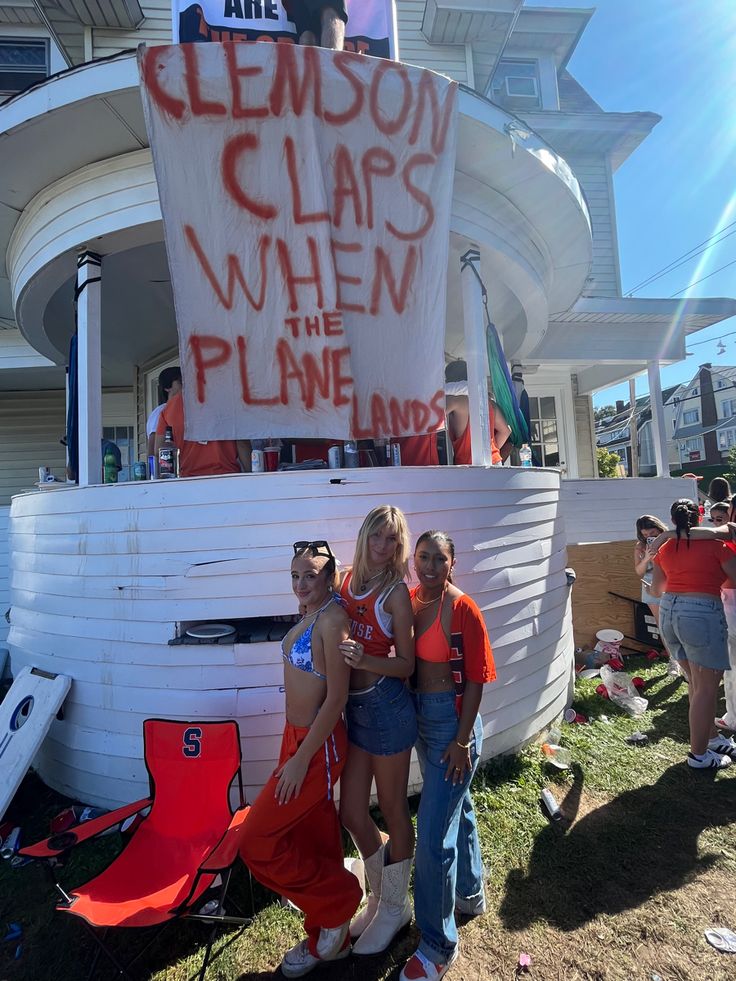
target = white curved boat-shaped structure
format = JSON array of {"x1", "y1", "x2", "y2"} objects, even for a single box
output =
[{"x1": 9, "y1": 465, "x2": 571, "y2": 808}]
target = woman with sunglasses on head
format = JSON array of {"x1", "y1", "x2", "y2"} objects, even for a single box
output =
[
  {"x1": 398, "y1": 530, "x2": 495, "y2": 981},
  {"x1": 650, "y1": 499, "x2": 736, "y2": 769},
  {"x1": 240, "y1": 540, "x2": 362, "y2": 978},
  {"x1": 337, "y1": 505, "x2": 417, "y2": 955}
]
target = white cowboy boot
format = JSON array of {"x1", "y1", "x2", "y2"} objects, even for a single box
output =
[
  {"x1": 349, "y1": 842, "x2": 385, "y2": 938},
  {"x1": 352, "y1": 856, "x2": 412, "y2": 955}
]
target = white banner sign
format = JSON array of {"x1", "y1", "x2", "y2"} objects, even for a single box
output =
[
  {"x1": 139, "y1": 43, "x2": 457, "y2": 441},
  {"x1": 174, "y1": 0, "x2": 397, "y2": 60}
]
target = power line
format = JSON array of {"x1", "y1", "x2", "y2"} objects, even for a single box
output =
[
  {"x1": 670, "y1": 257, "x2": 736, "y2": 297},
  {"x1": 626, "y1": 218, "x2": 736, "y2": 295},
  {"x1": 627, "y1": 227, "x2": 736, "y2": 295}
]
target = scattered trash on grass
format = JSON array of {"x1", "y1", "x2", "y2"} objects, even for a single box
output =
[
  {"x1": 626, "y1": 732, "x2": 649, "y2": 746},
  {"x1": 704, "y1": 927, "x2": 736, "y2": 953},
  {"x1": 541, "y1": 743, "x2": 571, "y2": 769},
  {"x1": 540, "y1": 789, "x2": 562, "y2": 822},
  {"x1": 576, "y1": 667, "x2": 601, "y2": 680},
  {"x1": 595, "y1": 683, "x2": 610, "y2": 700},
  {"x1": 599, "y1": 665, "x2": 648, "y2": 717},
  {"x1": 0, "y1": 826, "x2": 21, "y2": 860},
  {"x1": 563, "y1": 708, "x2": 588, "y2": 724},
  {"x1": 632, "y1": 676, "x2": 646, "y2": 691},
  {"x1": 517, "y1": 951, "x2": 532, "y2": 974}
]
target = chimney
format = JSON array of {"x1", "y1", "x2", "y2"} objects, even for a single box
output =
[{"x1": 616, "y1": 400, "x2": 625, "y2": 413}]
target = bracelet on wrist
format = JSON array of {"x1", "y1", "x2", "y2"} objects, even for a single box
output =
[{"x1": 455, "y1": 739, "x2": 471, "y2": 750}]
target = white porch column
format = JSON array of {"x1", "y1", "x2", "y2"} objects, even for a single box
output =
[
  {"x1": 76, "y1": 250, "x2": 102, "y2": 487},
  {"x1": 460, "y1": 248, "x2": 491, "y2": 467},
  {"x1": 647, "y1": 360, "x2": 668, "y2": 478}
]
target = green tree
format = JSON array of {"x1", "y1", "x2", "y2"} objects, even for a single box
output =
[
  {"x1": 594, "y1": 404, "x2": 618, "y2": 422},
  {"x1": 724, "y1": 446, "x2": 736, "y2": 485},
  {"x1": 597, "y1": 447, "x2": 623, "y2": 478}
]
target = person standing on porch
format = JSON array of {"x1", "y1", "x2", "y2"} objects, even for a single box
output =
[
  {"x1": 146, "y1": 366, "x2": 181, "y2": 458},
  {"x1": 154, "y1": 389, "x2": 251, "y2": 476},
  {"x1": 400, "y1": 529, "x2": 495, "y2": 981},
  {"x1": 445, "y1": 360, "x2": 511, "y2": 465},
  {"x1": 337, "y1": 505, "x2": 417, "y2": 955},
  {"x1": 239, "y1": 541, "x2": 362, "y2": 978},
  {"x1": 283, "y1": 0, "x2": 347, "y2": 48}
]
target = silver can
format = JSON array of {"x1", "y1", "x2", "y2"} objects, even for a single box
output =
[
  {"x1": 344, "y1": 441, "x2": 360, "y2": 468},
  {"x1": 327, "y1": 445, "x2": 342, "y2": 468},
  {"x1": 38, "y1": 466, "x2": 48, "y2": 483},
  {"x1": 390, "y1": 442, "x2": 402, "y2": 467},
  {"x1": 251, "y1": 449, "x2": 265, "y2": 473}
]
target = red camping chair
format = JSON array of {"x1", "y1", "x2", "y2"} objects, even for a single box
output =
[{"x1": 20, "y1": 719, "x2": 251, "y2": 980}]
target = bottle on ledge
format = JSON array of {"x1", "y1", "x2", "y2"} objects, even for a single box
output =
[
  {"x1": 103, "y1": 449, "x2": 118, "y2": 484},
  {"x1": 158, "y1": 426, "x2": 180, "y2": 479},
  {"x1": 519, "y1": 444, "x2": 532, "y2": 468}
]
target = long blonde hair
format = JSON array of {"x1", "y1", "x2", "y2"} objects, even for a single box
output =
[{"x1": 351, "y1": 505, "x2": 410, "y2": 593}]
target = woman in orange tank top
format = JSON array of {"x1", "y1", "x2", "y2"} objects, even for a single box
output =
[
  {"x1": 398, "y1": 531, "x2": 495, "y2": 981},
  {"x1": 337, "y1": 505, "x2": 417, "y2": 955}
]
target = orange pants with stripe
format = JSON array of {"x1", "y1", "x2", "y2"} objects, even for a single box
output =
[{"x1": 240, "y1": 720, "x2": 362, "y2": 953}]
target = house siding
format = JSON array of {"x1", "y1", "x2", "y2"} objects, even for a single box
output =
[
  {"x1": 92, "y1": 0, "x2": 171, "y2": 57},
  {"x1": 565, "y1": 152, "x2": 619, "y2": 297},
  {"x1": 572, "y1": 374, "x2": 596, "y2": 477},
  {"x1": 0, "y1": 390, "x2": 68, "y2": 505}
]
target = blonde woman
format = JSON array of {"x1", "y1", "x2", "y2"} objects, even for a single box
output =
[{"x1": 338, "y1": 505, "x2": 416, "y2": 955}]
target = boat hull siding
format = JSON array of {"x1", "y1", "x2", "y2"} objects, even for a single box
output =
[{"x1": 8, "y1": 466, "x2": 573, "y2": 808}]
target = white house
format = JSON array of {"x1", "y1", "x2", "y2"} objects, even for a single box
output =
[{"x1": 0, "y1": 2, "x2": 728, "y2": 806}]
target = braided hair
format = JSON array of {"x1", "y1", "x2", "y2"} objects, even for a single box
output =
[{"x1": 670, "y1": 498, "x2": 699, "y2": 550}]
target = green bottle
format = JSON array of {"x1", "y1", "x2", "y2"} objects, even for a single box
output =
[{"x1": 103, "y1": 449, "x2": 118, "y2": 484}]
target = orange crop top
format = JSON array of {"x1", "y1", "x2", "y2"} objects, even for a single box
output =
[
  {"x1": 339, "y1": 570, "x2": 395, "y2": 658},
  {"x1": 411, "y1": 587, "x2": 496, "y2": 713}
]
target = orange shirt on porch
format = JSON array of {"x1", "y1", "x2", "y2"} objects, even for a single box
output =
[
  {"x1": 156, "y1": 392, "x2": 241, "y2": 477},
  {"x1": 450, "y1": 406, "x2": 501, "y2": 465}
]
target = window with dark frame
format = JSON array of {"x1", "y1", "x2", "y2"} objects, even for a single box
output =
[
  {"x1": 0, "y1": 38, "x2": 49, "y2": 99},
  {"x1": 488, "y1": 60, "x2": 542, "y2": 111}
]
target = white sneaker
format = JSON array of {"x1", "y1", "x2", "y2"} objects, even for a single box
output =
[
  {"x1": 280, "y1": 936, "x2": 350, "y2": 979},
  {"x1": 687, "y1": 749, "x2": 732, "y2": 770},
  {"x1": 708, "y1": 735, "x2": 736, "y2": 759},
  {"x1": 400, "y1": 947, "x2": 458, "y2": 981},
  {"x1": 315, "y1": 922, "x2": 349, "y2": 960}
]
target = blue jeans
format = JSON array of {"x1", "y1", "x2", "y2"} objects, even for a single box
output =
[{"x1": 412, "y1": 691, "x2": 484, "y2": 964}]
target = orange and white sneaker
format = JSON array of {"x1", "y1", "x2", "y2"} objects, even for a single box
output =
[{"x1": 400, "y1": 948, "x2": 459, "y2": 981}]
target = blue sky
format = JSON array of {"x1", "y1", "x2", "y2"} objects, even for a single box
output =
[{"x1": 531, "y1": 0, "x2": 736, "y2": 406}]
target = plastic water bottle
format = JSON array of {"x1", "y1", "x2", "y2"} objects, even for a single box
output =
[
  {"x1": 704, "y1": 499, "x2": 712, "y2": 520},
  {"x1": 541, "y1": 743, "x2": 572, "y2": 769},
  {"x1": 519, "y1": 444, "x2": 532, "y2": 468}
]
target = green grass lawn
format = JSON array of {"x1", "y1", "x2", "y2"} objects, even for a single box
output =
[{"x1": 1, "y1": 655, "x2": 735, "y2": 980}]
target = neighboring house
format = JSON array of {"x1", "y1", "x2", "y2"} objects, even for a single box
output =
[
  {"x1": 671, "y1": 363, "x2": 736, "y2": 474},
  {"x1": 0, "y1": 1, "x2": 735, "y2": 498},
  {"x1": 596, "y1": 385, "x2": 683, "y2": 476}
]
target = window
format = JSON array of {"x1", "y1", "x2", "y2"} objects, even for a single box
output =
[
  {"x1": 683, "y1": 409, "x2": 699, "y2": 424},
  {"x1": 723, "y1": 399, "x2": 736, "y2": 418},
  {"x1": 717, "y1": 378, "x2": 727, "y2": 390},
  {"x1": 0, "y1": 38, "x2": 49, "y2": 98},
  {"x1": 691, "y1": 387, "x2": 699, "y2": 396},
  {"x1": 718, "y1": 428, "x2": 736, "y2": 450},
  {"x1": 489, "y1": 61, "x2": 541, "y2": 111},
  {"x1": 528, "y1": 395, "x2": 559, "y2": 467}
]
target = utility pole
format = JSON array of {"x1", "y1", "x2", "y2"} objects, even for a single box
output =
[{"x1": 629, "y1": 378, "x2": 638, "y2": 478}]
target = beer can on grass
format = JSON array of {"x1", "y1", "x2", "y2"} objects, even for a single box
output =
[{"x1": 251, "y1": 449, "x2": 265, "y2": 473}]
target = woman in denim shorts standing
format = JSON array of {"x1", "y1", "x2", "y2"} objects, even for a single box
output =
[
  {"x1": 651, "y1": 498, "x2": 736, "y2": 769},
  {"x1": 338, "y1": 505, "x2": 417, "y2": 954}
]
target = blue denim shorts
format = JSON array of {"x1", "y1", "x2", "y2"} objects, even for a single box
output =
[
  {"x1": 659, "y1": 593, "x2": 729, "y2": 671},
  {"x1": 345, "y1": 675, "x2": 417, "y2": 756}
]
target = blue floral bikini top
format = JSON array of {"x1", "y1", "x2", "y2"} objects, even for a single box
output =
[{"x1": 281, "y1": 595, "x2": 338, "y2": 681}]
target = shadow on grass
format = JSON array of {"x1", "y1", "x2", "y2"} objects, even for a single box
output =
[{"x1": 499, "y1": 762, "x2": 736, "y2": 932}]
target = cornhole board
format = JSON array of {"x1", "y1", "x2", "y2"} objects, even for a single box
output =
[{"x1": 0, "y1": 666, "x2": 71, "y2": 820}]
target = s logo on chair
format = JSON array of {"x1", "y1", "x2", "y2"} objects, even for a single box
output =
[{"x1": 182, "y1": 726, "x2": 203, "y2": 757}]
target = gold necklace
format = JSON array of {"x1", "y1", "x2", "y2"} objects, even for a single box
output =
[{"x1": 413, "y1": 587, "x2": 444, "y2": 609}]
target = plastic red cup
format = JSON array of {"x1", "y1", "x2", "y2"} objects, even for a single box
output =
[
  {"x1": 264, "y1": 447, "x2": 279, "y2": 472},
  {"x1": 595, "y1": 684, "x2": 610, "y2": 700},
  {"x1": 632, "y1": 676, "x2": 645, "y2": 691}
]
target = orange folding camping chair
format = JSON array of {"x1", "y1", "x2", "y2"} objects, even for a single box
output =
[{"x1": 20, "y1": 718, "x2": 251, "y2": 980}]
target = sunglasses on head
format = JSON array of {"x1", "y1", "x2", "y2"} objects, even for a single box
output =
[{"x1": 293, "y1": 540, "x2": 334, "y2": 559}]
